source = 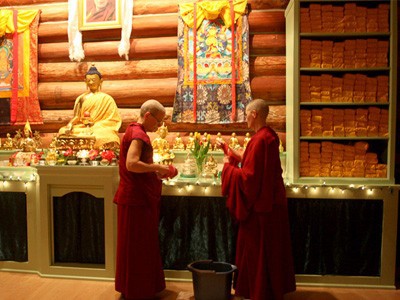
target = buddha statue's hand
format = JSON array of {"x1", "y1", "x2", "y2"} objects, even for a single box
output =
[{"x1": 64, "y1": 123, "x2": 73, "y2": 135}]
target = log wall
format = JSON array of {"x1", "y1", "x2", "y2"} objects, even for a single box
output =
[{"x1": 0, "y1": 0, "x2": 289, "y2": 145}]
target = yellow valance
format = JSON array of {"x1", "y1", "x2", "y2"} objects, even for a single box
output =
[
  {"x1": 0, "y1": 9, "x2": 39, "y2": 36},
  {"x1": 179, "y1": 0, "x2": 247, "y2": 29},
  {"x1": 0, "y1": 10, "x2": 14, "y2": 36}
]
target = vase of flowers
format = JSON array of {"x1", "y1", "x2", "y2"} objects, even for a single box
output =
[
  {"x1": 88, "y1": 149, "x2": 100, "y2": 166},
  {"x1": 190, "y1": 132, "x2": 210, "y2": 176},
  {"x1": 62, "y1": 147, "x2": 74, "y2": 165},
  {"x1": 100, "y1": 149, "x2": 116, "y2": 166}
]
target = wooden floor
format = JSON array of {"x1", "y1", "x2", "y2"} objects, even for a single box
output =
[{"x1": 0, "y1": 271, "x2": 399, "y2": 300}]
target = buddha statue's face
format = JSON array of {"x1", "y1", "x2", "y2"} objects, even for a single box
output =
[
  {"x1": 24, "y1": 129, "x2": 31, "y2": 138},
  {"x1": 85, "y1": 74, "x2": 102, "y2": 93},
  {"x1": 158, "y1": 127, "x2": 167, "y2": 138}
]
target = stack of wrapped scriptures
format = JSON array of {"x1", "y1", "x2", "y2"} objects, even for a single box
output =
[
  {"x1": 300, "y1": 39, "x2": 388, "y2": 68},
  {"x1": 300, "y1": 3, "x2": 389, "y2": 33},
  {"x1": 300, "y1": 3, "x2": 389, "y2": 69},
  {"x1": 300, "y1": 141, "x2": 386, "y2": 178},
  {"x1": 300, "y1": 107, "x2": 388, "y2": 138},
  {"x1": 300, "y1": 74, "x2": 389, "y2": 103}
]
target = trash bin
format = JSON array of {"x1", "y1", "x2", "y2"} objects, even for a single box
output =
[{"x1": 187, "y1": 260, "x2": 237, "y2": 300}]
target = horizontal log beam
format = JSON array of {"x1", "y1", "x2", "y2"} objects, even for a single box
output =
[
  {"x1": 38, "y1": 60, "x2": 178, "y2": 82},
  {"x1": 39, "y1": 34, "x2": 285, "y2": 62},
  {"x1": 3, "y1": 0, "x2": 289, "y2": 22},
  {"x1": 0, "y1": 106, "x2": 286, "y2": 136},
  {"x1": 38, "y1": 56, "x2": 285, "y2": 82},
  {"x1": 38, "y1": 78, "x2": 177, "y2": 109},
  {"x1": 37, "y1": 76, "x2": 285, "y2": 109},
  {"x1": 38, "y1": 11, "x2": 285, "y2": 43},
  {"x1": 1, "y1": 0, "x2": 64, "y2": 5}
]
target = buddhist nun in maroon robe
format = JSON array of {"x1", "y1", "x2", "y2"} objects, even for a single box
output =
[
  {"x1": 220, "y1": 99, "x2": 296, "y2": 300},
  {"x1": 113, "y1": 100, "x2": 177, "y2": 299}
]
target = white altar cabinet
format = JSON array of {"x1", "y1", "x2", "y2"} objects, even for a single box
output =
[{"x1": 35, "y1": 166, "x2": 118, "y2": 280}]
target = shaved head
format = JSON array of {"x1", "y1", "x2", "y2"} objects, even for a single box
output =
[
  {"x1": 246, "y1": 99, "x2": 269, "y2": 120},
  {"x1": 140, "y1": 99, "x2": 165, "y2": 117}
]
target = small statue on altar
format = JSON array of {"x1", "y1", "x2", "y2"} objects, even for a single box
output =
[
  {"x1": 33, "y1": 130, "x2": 42, "y2": 149},
  {"x1": 172, "y1": 133, "x2": 185, "y2": 150},
  {"x1": 49, "y1": 134, "x2": 58, "y2": 149},
  {"x1": 203, "y1": 154, "x2": 218, "y2": 178},
  {"x1": 152, "y1": 123, "x2": 175, "y2": 164},
  {"x1": 3, "y1": 133, "x2": 14, "y2": 150},
  {"x1": 243, "y1": 132, "x2": 251, "y2": 149},
  {"x1": 13, "y1": 129, "x2": 22, "y2": 148},
  {"x1": 186, "y1": 132, "x2": 195, "y2": 150},
  {"x1": 19, "y1": 121, "x2": 37, "y2": 152},
  {"x1": 202, "y1": 132, "x2": 208, "y2": 144},
  {"x1": 213, "y1": 132, "x2": 224, "y2": 151},
  {"x1": 12, "y1": 122, "x2": 39, "y2": 166},
  {"x1": 152, "y1": 123, "x2": 170, "y2": 154},
  {"x1": 229, "y1": 132, "x2": 240, "y2": 150}
]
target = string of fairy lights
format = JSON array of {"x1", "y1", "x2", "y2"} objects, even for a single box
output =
[
  {"x1": 0, "y1": 167, "x2": 397, "y2": 196},
  {"x1": 0, "y1": 167, "x2": 37, "y2": 193},
  {"x1": 161, "y1": 177, "x2": 398, "y2": 197}
]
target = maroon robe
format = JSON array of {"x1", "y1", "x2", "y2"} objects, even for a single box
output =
[
  {"x1": 222, "y1": 126, "x2": 296, "y2": 300},
  {"x1": 114, "y1": 123, "x2": 165, "y2": 299}
]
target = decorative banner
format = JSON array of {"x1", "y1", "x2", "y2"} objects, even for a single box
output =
[
  {"x1": 172, "y1": 0, "x2": 252, "y2": 124},
  {"x1": 0, "y1": 10, "x2": 42, "y2": 125}
]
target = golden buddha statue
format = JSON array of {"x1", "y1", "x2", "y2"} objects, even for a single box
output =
[
  {"x1": 58, "y1": 64, "x2": 121, "y2": 149},
  {"x1": 33, "y1": 130, "x2": 42, "y2": 149},
  {"x1": 152, "y1": 123, "x2": 170, "y2": 153},
  {"x1": 202, "y1": 132, "x2": 208, "y2": 143},
  {"x1": 12, "y1": 121, "x2": 38, "y2": 166},
  {"x1": 3, "y1": 133, "x2": 13, "y2": 150},
  {"x1": 49, "y1": 134, "x2": 58, "y2": 149},
  {"x1": 213, "y1": 132, "x2": 224, "y2": 151},
  {"x1": 186, "y1": 132, "x2": 195, "y2": 150},
  {"x1": 173, "y1": 132, "x2": 185, "y2": 150},
  {"x1": 13, "y1": 129, "x2": 22, "y2": 148},
  {"x1": 152, "y1": 123, "x2": 175, "y2": 164},
  {"x1": 229, "y1": 132, "x2": 240, "y2": 150},
  {"x1": 243, "y1": 132, "x2": 251, "y2": 149},
  {"x1": 203, "y1": 154, "x2": 218, "y2": 178},
  {"x1": 19, "y1": 121, "x2": 37, "y2": 152}
]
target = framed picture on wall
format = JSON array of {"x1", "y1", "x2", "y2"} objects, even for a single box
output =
[{"x1": 79, "y1": 0, "x2": 122, "y2": 31}]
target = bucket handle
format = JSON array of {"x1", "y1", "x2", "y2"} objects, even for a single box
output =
[{"x1": 187, "y1": 260, "x2": 237, "y2": 274}]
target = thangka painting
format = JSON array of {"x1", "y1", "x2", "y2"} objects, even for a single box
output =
[
  {"x1": 172, "y1": 0, "x2": 252, "y2": 124},
  {"x1": 0, "y1": 10, "x2": 42, "y2": 125}
]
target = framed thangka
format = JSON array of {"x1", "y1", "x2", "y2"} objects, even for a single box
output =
[
  {"x1": 0, "y1": 10, "x2": 42, "y2": 125},
  {"x1": 172, "y1": 0, "x2": 252, "y2": 124},
  {"x1": 79, "y1": 0, "x2": 122, "y2": 31}
]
